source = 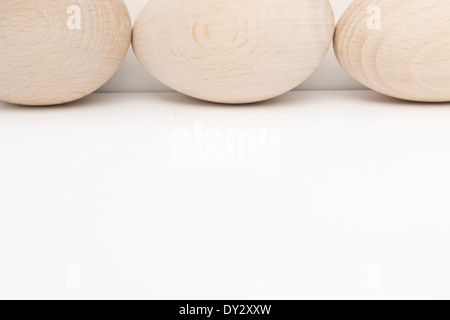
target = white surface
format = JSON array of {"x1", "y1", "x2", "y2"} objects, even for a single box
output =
[
  {"x1": 1, "y1": 91, "x2": 450, "y2": 300},
  {"x1": 100, "y1": 0, "x2": 364, "y2": 93}
]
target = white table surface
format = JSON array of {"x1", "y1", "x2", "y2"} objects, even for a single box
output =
[{"x1": 1, "y1": 90, "x2": 449, "y2": 300}]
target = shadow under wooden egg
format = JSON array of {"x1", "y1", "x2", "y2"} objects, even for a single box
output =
[
  {"x1": 149, "y1": 90, "x2": 314, "y2": 109},
  {"x1": 0, "y1": 94, "x2": 109, "y2": 112},
  {"x1": 349, "y1": 90, "x2": 450, "y2": 108}
]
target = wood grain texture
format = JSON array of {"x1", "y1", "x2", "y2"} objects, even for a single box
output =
[
  {"x1": 132, "y1": 0, "x2": 335, "y2": 104},
  {"x1": 334, "y1": 0, "x2": 450, "y2": 102},
  {"x1": 0, "y1": 0, "x2": 131, "y2": 106}
]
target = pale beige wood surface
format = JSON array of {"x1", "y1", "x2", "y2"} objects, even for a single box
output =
[
  {"x1": 334, "y1": 0, "x2": 450, "y2": 102},
  {"x1": 0, "y1": 0, "x2": 131, "y2": 106},
  {"x1": 132, "y1": 0, "x2": 335, "y2": 104}
]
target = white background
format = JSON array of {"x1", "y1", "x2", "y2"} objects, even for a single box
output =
[
  {"x1": 100, "y1": 0, "x2": 363, "y2": 93},
  {"x1": 1, "y1": 91, "x2": 450, "y2": 300},
  {"x1": 1, "y1": 0, "x2": 450, "y2": 301}
]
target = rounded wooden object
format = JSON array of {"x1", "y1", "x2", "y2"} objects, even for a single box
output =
[
  {"x1": 0, "y1": 0, "x2": 131, "y2": 106},
  {"x1": 334, "y1": 0, "x2": 450, "y2": 102},
  {"x1": 132, "y1": 0, "x2": 335, "y2": 104}
]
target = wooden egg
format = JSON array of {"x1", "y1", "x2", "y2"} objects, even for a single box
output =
[
  {"x1": 0, "y1": 0, "x2": 131, "y2": 106},
  {"x1": 334, "y1": 0, "x2": 450, "y2": 102},
  {"x1": 132, "y1": 0, "x2": 335, "y2": 104}
]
